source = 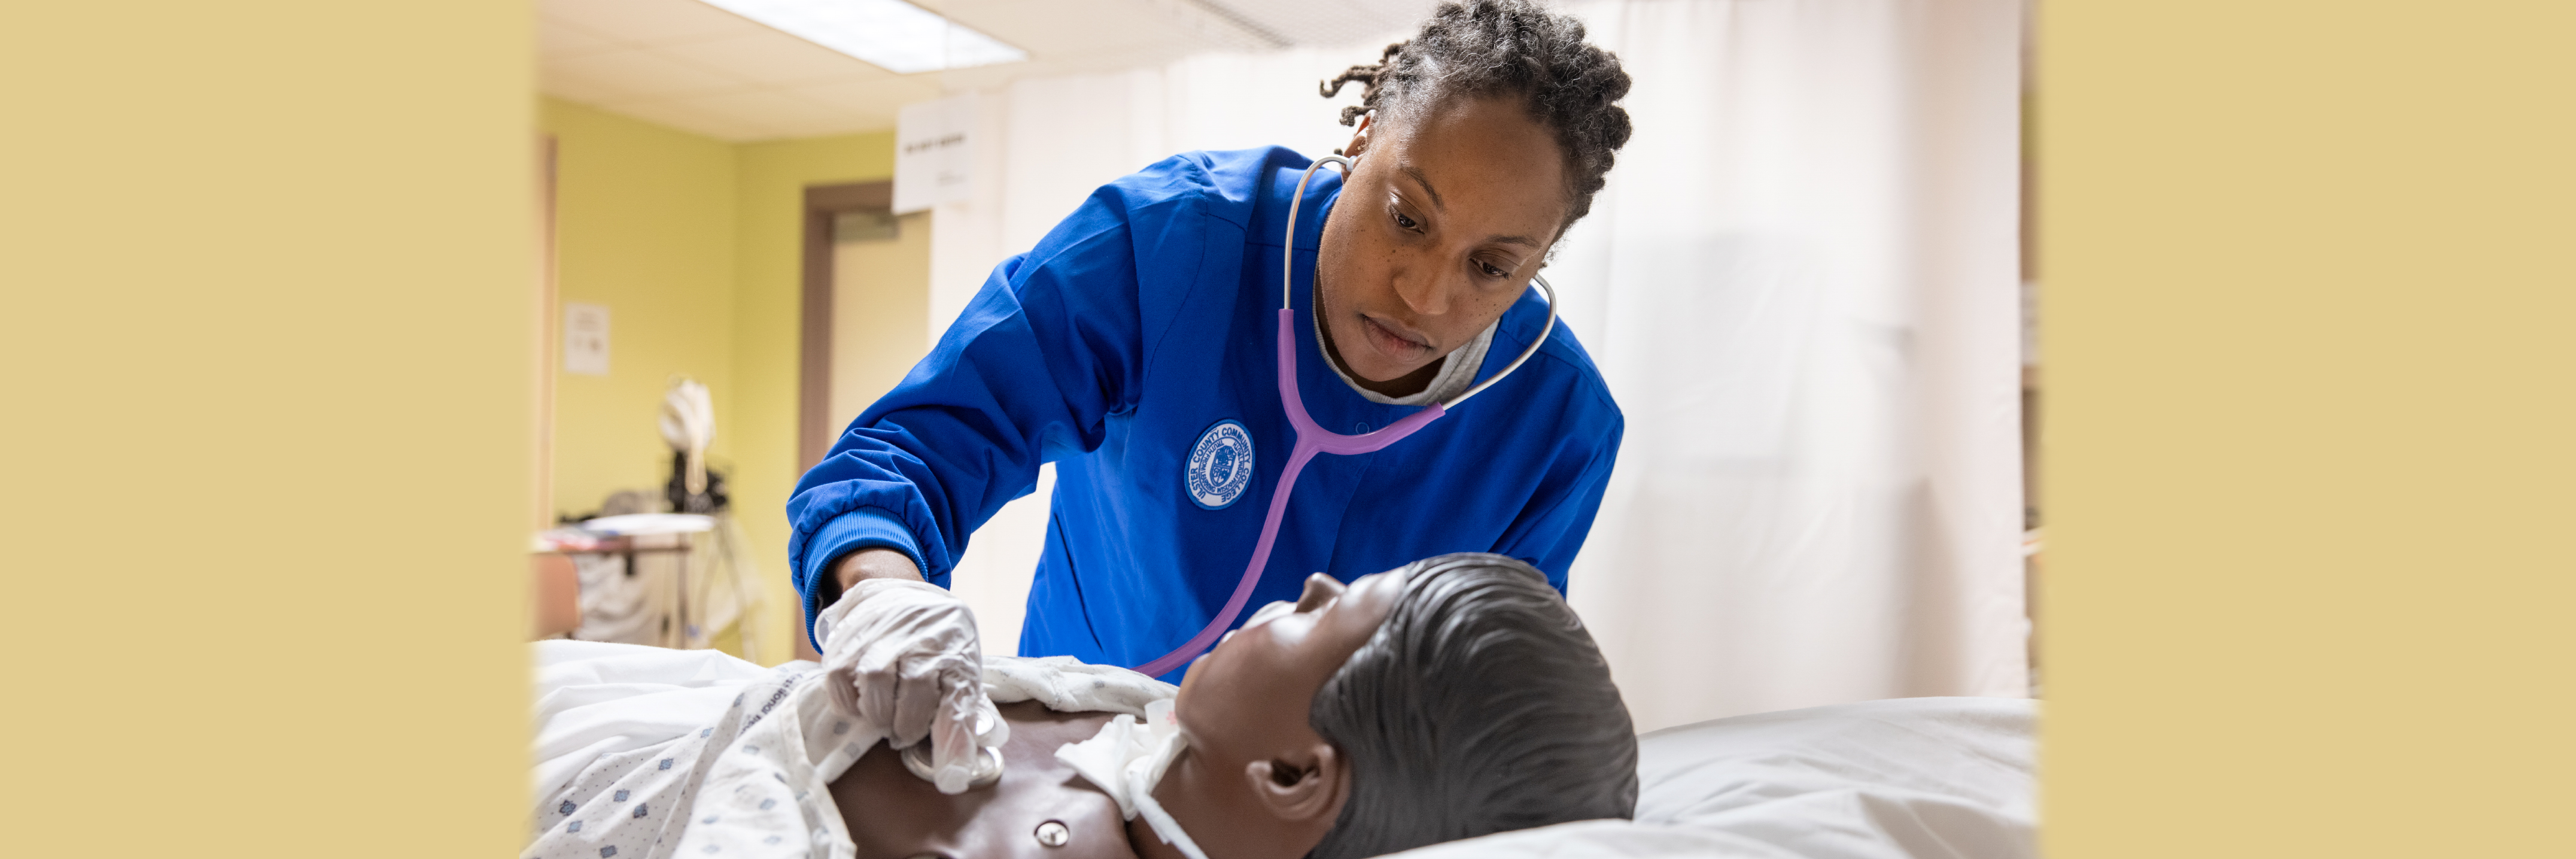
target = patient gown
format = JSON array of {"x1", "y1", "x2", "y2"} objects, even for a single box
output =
[{"x1": 524, "y1": 641, "x2": 1172, "y2": 859}]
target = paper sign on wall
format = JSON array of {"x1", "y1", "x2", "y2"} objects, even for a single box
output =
[
  {"x1": 893, "y1": 93, "x2": 977, "y2": 214},
  {"x1": 564, "y1": 302, "x2": 610, "y2": 376}
]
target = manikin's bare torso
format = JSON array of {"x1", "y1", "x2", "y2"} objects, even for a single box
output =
[{"x1": 832, "y1": 702, "x2": 1142, "y2": 859}]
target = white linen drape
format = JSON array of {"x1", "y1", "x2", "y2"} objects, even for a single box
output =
[{"x1": 926, "y1": 0, "x2": 2025, "y2": 731}]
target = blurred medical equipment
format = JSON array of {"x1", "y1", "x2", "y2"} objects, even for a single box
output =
[
  {"x1": 545, "y1": 512, "x2": 712, "y2": 648},
  {"x1": 662, "y1": 377, "x2": 718, "y2": 511},
  {"x1": 1129, "y1": 154, "x2": 1560, "y2": 677},
  {"x1": 538, "y1": 378, "x2": 769, "y2": 660}
]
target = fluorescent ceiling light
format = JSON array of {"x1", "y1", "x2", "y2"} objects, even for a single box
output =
[{"x1": 701, "y1": 0, "x2": 1028, "y2": 74}]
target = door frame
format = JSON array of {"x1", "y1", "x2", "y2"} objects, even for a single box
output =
[{"x1": 798, "y1": 181, "x2": 895, "y2": 473}]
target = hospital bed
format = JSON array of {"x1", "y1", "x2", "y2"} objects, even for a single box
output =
[
  {"x1": 1388, "y1": 696, "x2": 2038, "y2": 859},
  {"x1": 533, "y1": 643, "x2": 2034, "y2": 859}
]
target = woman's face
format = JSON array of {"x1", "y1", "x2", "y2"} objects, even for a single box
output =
[
  {"x1": 1173, "y1": 569, "x2": 1407, "y2": 752},
  {"x1": 1315, "y1": 96, "x2": 1571, "y2": 387}
]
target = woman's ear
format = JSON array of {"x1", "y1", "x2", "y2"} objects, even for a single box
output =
[
  {"x1": 1242, "y1": 743, "x2": 1349, "y2": 823},
  {"x1": 1339, "y1": 111, "x2": 1376, "y2": 159}
]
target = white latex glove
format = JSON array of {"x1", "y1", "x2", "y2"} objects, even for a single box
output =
[{"x1": 816, "y1": 578, "x2": 1009, "y2": 794}]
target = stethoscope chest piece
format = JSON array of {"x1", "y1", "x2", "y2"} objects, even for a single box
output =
[{"x1": 898, "y1": 740, "x2": 1006, "y2": 790}]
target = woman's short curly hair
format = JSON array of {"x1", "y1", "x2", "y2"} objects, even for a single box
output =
[{"x1": 1321, "y1": 0, "x2": 1634, "y2": 229}]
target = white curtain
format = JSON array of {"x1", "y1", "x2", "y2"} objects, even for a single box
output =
[{"x1": 927, "y1": 0, "x2": 2026, "y2": 731}]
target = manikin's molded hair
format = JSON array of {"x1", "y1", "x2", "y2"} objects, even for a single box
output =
[
  {"x1": 1320, "y1": 0, "x2": 1634, "y2": 230},
  {"x1": 1305, "y1": 553, "x2": 1638, "y2": 859}
]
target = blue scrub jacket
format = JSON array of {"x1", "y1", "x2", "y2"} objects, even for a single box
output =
[{"x1": 789, "y1": 147, "x2": 1624, "y2": 679}]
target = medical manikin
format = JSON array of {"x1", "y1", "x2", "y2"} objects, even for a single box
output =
[{"x1": 524, "y1": 554, "x2": 1635, "y2": 859}]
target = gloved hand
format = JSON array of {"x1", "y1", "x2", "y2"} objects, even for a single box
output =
[{"x1": 816, "y1": 578, "x2": 1009, "y2": 794}]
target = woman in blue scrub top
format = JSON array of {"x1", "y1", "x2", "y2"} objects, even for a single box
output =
[{"x1": 792, "y1": 0, "x2": 1635, "y2": 679}]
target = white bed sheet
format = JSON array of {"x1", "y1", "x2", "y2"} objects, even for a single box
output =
[
  {"x1": 1385, "y1": 697, "x2": 2037, "y2": 859},
  {"x1": 528, "y1": 639, "x2": 794, "y2": 800},
  {"x1": 531, "y1": 645, "x2": 2036, "y2": 859}
]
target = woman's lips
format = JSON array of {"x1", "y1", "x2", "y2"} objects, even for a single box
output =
[{"x1": 1361, "y1": 315, "x2": 1432, "y2": 360}]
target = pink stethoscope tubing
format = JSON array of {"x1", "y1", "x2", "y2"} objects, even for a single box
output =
[{"x1": 1129, "y1": 155, "x2": 1558, "y2": 678}]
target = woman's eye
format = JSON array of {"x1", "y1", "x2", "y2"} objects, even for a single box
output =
[
  {"x1": 1477, "y1": 260, "x2": 1509, "y2": 278},
  {"x1": 1392, "y1": 210, "x2": 1419, "y2": 231}
]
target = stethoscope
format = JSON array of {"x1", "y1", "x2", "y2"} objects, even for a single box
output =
[{"x1": 1130, "y1": 154, "x2": 1559, "y2": 678}]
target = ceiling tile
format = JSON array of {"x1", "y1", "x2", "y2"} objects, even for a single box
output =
[
  {"x1": 786, "y1": 76, "x2": 945, "y2": 125},
  {"x1": 538, "y1": 18, "x2": 624, "y2": 57},
  {"x1": 652, "y1": 31, "x2": 898, "y2": 87},
  {"x1": 538, "y1": 59, "x2": 638, "y2": 104},
  {"x1": 539, "y1": 0, "x2": 1447, "y2": 145},
  {"x1": 1065, "y1": 0, "x2": 1284, "y2": 53},
  {"x1": 945, "y1": 0, "x2": 1218, "y2": 60},
  {"x1": 1191, "y1": 0, "x2": 1434, "y2": 49},
  {"x1": 762, "y1": 111, "x2": 902, "y2": 139},
  {"x1": 540, "y1": 0, "x2": 770, "y2": 46},
  {"x1": 546, "y1": 49, "x2": 753, "y2": 101}
]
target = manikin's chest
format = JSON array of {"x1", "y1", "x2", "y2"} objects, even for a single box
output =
[{"x1": 831, "y1": 703, "x2": 1138, "y2": 859}]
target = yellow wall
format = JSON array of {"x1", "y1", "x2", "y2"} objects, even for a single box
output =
[
  {"x1": 541, "y1": 98, "x2": 740, "y2": 522},
  {"x1": 4, "y1": 1, "x2": 534, "y2": 855},
  {"x1": 733, "y1": 131, "x2": 899, "y2": 658},
  {"x1": 2041, "y1": 2, "x2": 2574, "y2": 857},
  {"x1": 535, "y1": 103, "x2": 893, "y2": 661}
]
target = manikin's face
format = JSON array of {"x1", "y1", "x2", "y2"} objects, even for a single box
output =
[
  {"x1": 1314, "y1": 96, "x2": 1571, "y2": 390},
  {"x1": 1176, "y1": 569, "x2": 1407, "y2": 745},
  {"x1": 1155, "y1": 569, "x2": 1407, "y2": 859}
]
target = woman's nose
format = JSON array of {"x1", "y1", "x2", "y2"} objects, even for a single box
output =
[{"x1": 1389, "y1": 263, "x2": 1455, "y2": 317}]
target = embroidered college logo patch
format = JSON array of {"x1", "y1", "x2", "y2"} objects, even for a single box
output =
[{"x1": 1185, "y1": 419, "x2": 1255, "y2": 509}]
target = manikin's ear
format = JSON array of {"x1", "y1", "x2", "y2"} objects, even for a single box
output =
[
  {"x1": 1243, "y1": 743, "x2": 1349, "y2": 823},
  {"x1": 1337, "y1": 111, "x2": 1376, "y2": 159}
]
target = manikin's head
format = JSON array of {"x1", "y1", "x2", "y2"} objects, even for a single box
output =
[
  {"x1": 1169, "y1": 553, "x2": 1638, "y2": 859},
  {"x1": 1312, "y1": 0, "x2": 1632, "y2": 396}
]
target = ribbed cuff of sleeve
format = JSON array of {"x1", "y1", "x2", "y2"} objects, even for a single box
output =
[{"x1": 802, "y1": 508, "x2": 933, "y2": 591}]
